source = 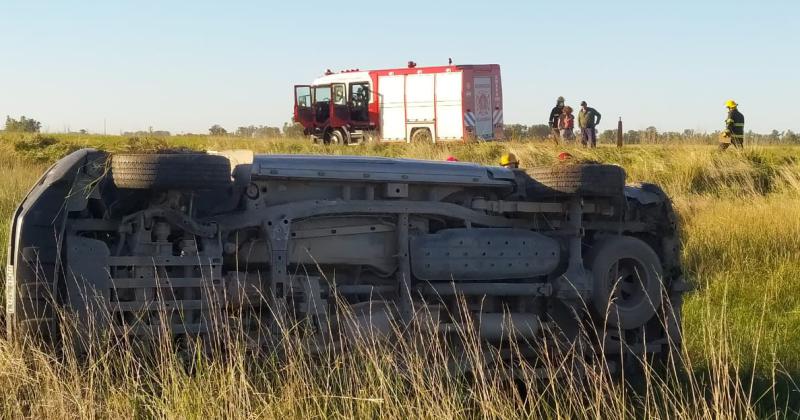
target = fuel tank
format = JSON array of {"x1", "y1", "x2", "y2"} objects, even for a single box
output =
[{"x1": 410, "y1": 228, "x2": 561, "y2": 281}]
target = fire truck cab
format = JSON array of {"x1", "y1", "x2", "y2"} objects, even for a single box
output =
[{"x1": 293, "y1": 64, "x2": 503, "y2": 144}]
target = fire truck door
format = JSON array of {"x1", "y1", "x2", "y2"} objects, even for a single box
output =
[
  {"x1": 312, "y1": 85, "x2": 332, "y2": 126},
  {"x1": 331, "y1": 83, "x2": 349, "y2": 126},
  {"x1": 294, "y1": 85, "x2": 313, "y2": 127},
  {"x1": 473, "y1": 77, "x2": 494, "y2": 139}
]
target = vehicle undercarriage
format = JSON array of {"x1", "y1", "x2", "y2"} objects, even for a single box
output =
[{"x1": 6, "y1": 149, "x2": 686, "y2": 372}]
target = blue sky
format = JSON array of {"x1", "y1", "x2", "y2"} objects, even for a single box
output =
[{"x1": 1, "y1": 0, "x2": 798, "y2": 134}]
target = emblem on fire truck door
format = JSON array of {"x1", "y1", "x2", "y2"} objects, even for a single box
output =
[{"x1": 477, "y1": 92, "x2": 490, "y2": 116}]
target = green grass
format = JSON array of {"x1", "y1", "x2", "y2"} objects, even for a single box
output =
[{"x1": 0, "y1": 132, "x2": 799, "y2": 418}]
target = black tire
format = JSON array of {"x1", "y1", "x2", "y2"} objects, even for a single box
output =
[
  {"x1": 327, "y1": 129, "x2": 345, "y2": 145},
  {"x1": 410, "y1": 128, "x2": 432, "y2": 143},
  {"x1": 586, "y1": 236, "x2": 664, "y2": 329},
  {"x1": 112, "y1": 153, "x2": 231, "y2": 190},
  {"x1": 526, "y1": 164, "x2": 625, "y2": 197}
]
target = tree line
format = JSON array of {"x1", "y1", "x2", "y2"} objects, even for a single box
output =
[
  {"x1": 208, "y1": 123, "x2": 304, "y2": 138},
  {"x1": 4, "y1": 115, "x2": 799, "y2": 144},
  {"x1": 503, "y1": 124, "x2": 800, "y2": 145}
]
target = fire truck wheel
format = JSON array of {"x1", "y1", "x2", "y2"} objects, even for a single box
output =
[
  {"x1": 327, "y1": 129, "x2": 345, "y2": 145},
  {"x1": 411, "y1": 128, "x2": 433, "y2": 143}
]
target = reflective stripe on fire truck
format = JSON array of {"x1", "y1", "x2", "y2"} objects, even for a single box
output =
[
  {"x1": 493, "y1": 109, "x2": 503, "y2": 125},
  {"x1": 464, "y1": 112, "x2": 476, "y2": 127}
]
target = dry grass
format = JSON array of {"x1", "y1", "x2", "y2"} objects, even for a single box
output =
[{"x1": 0, "y1": 133, "x2": 799, "y2": 419}]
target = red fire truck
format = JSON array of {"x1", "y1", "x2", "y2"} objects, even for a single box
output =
[{"x1": 293, "y1": 63, "x2": 503, "y2": 144}]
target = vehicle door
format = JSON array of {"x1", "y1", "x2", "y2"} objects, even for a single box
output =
[
  {"x1": 313, "y1": 85, "x2": 332, "y2": 126},
  {"x1": 294, "y1": 85, "x2": 313, "y2": 128},
  {"x1": 349, "y1": 82, "x2": 371, "y2": 123},
  {"x1": 330, "y1": 83, "x2": 349, "y2": 127},
  {"x1": 472, "y1": 76, "x2": 494, "y2": 139}
]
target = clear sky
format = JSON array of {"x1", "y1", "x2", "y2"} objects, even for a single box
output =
[{"x1": 1, "y1": 0, "x2": 798, "y2": 134}]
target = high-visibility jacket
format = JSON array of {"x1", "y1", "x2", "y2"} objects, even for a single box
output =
[{"x1": 726, "y1": 108, "x2": 745, "y2": 139}]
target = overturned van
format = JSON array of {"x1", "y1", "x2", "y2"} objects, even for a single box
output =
[{"x1": 6, "y1": 150, "x2": 686, "y2": 369}]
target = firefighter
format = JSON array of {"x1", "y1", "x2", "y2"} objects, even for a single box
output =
[
  {"x1": 499, "y1": 153, "x2": 520, "y2": 169},
  {"x1": 720, "y1": 100, "x2": 745, "y2": 150},
  {"x1": 549, "y1": 97, "x2": 565, "y2": 143}
]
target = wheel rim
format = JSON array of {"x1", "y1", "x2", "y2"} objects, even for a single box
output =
[{"x1": 606, "y1": 258, "x2": 649, "y2": 310}]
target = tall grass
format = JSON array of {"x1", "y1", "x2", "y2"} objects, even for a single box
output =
[{"x1": 0, "y1": 133, "x2": 798, "y2": 418}]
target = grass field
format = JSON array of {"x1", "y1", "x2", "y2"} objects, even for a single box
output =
[{"x1": 0, "y1": 133, "x2": 799, "y2": 419}]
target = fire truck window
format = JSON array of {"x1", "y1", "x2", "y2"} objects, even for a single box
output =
[
  {"x1": 314, "y1": 86, "x2": 331, "y2": 104},
  {"x1": 295, "y1": 86, "x2": 311, "y2": 108},
  {"x1": 349, "y1": 83, "x2": 370, "y2": 122},
  {"x1": 333, "y1": 84, "x2": 346, "y2": 106},
  {"x1": 350, "y1": 83, "x2": 370, "y2": 104}
]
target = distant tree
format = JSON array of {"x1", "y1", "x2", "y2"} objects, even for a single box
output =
[
  {"x1": 528, "y1": 124, "x2": 551, "y2": 138},
  {"x1": 282, "y1": 121, "x2": 305, "y2": 138},
  {"x1": 503, "y1": 124, "x2": 528, "y2": 139},
  {"x1": 256, "y1": 126, "x2": 281, "y2": 137},
  {"x1": 123, "y1": 130, "x2": 171, "y2": 137},
  {"x1": 644, "y1": 126, "x2": 658, "y2": 143},
  {"x1": 599, "y1": 129, "x2": 616, "y2": 144},
  {"x1": 624, "y1": 130, "x2": 641, "y2": 144},
  {"x1": 79, "y1": 129, "x2": 87, "y2": 134},
  {"x1": 235, "y1": 125, "x2": 258, "y2": 138},
  {"x1": 209, "y1": 124, "x2": 228, "y2": 136},
  {"x1": 784, "y1": 130, "x2": 799, "y2": 144},
  {"x1": 5, "y1": 115, "x2": 41, "y2": 133}
]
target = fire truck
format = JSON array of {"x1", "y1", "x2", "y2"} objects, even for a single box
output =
[{"x1": 293, "y1": 63, "x2": 503, "y2": 144}]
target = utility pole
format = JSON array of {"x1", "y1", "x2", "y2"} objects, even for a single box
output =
[{"x1": 617, "y1": 117, "x2": 623, "y2": 148}]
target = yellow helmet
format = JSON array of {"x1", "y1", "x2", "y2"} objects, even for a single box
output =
[
  {"x1": 499, "y1": 152, "x2": 519, "y2": 167},
  {"x1": 725, "y1": 100, "x2": 738, "y2": 108}
]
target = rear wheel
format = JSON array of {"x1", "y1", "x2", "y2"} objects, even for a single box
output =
[
  {"x1": 527, "y1": 164, "x2": 626, "y2": 197},
  {"x1": 410, "y1": 128, "x2": 432, "y2": 143},
  {"x1": 112, "y1": 153, "x2": 232, "y2": 190},
  {"x1": 586, "y1": 236, "x2": 664, "y2": 329}
]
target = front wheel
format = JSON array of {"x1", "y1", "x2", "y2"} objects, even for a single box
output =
[{"x1": 327, "y1": 129, "x2": 345, "y2": 145}]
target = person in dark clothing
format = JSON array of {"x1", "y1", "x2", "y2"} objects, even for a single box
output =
[
  {"x1": 720, "y1": 100, "x2": 745, "y2": 150},
  {"x1": 578, "y1": 101, "x2": 601, "y2": 148},
  {"x1": 549, "y1": 96, "x2": 565, "y2": 143}
]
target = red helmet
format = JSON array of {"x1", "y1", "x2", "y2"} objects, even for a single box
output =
[
  {"x1": 557, "y1": 152, "x2": 574, "y2": 161},
  {"x1": 445, "y1": 156, "x2": 459, "y2": 162}
]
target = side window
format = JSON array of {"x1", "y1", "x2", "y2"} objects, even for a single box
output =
[
  {"x1": 314, "y1": 86, "x2": 331, "y2": 103},
  {"x1": 350, "y1": 83, "x2": 370, "y2": 104},
  {"x1": 333, "y1": 84, "x2": 347, "y2": 106},
  {"x1": 295, "y1": 86, "x2": 311, "y2": 108}
]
